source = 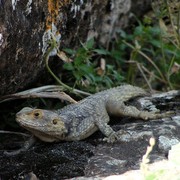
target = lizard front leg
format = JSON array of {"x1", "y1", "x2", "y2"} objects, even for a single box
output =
[{"x1": 95, "y1": 113, "x2": 119, "y2": 143}]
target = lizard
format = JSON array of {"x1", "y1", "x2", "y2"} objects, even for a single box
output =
[{"x1": 15, "y1": 84, "x2": 172, "y2": 144}]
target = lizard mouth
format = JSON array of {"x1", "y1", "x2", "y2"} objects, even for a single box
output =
[
  {"x1": 16, "y1": 115, "x2": 68, "y2": 139},
  {"x1": 16, "y1": 116, "x2": 46, "y2": 129},
  {"x1": 16, "y1": 116, "x2": 64, "y2": 134}
]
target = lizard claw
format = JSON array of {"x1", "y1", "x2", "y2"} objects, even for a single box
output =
[
  {"x1": 139, "y1": 110, "x2": 175, "y2": 120},
  {"x1": 153, "y1": 110, "x2": 175, "y2": 119},
  {"x1": 103, "y1": 130, "x2": 128, "y2": 143},
  {"x1": 103, "y1": 136, "x2": 116, "y2": 143}
]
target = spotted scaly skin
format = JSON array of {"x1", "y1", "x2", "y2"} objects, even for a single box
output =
[{"x1": 16, "y1": 85, "x2": 170, "y2": 143}]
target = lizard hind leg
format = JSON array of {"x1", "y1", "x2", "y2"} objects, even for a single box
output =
[{"x1": 106, "y1": 99, "x2": 171, "y2": 120}]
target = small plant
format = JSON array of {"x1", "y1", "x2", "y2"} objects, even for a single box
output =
[
  {"x1": 63, "y1": 38, "x2": 124, "y2": 93},
  {"x1": 45, "y1": 0, "x2": 180, "y2": 93},
  {"x1": 119, "y1": 0, "x2": 180, "y2": 90}
]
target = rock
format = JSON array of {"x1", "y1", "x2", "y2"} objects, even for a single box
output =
[
  {"x1": 0, "y1": 89, "x2": 179, "y2": 179},
  {"x1": 0, "y1": 0, "x2": 151, "y2": 95},
  {"x1": 0, "y1": 141, "x2": 94, "y2": 179}
]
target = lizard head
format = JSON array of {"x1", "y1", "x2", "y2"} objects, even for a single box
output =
[{"x1": 16, "y1": 107, "x2": 68, "y2": 142}]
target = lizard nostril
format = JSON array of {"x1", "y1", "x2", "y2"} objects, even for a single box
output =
[{"x1": 16, "y1": 113, "x2": 20, "y2": 117}]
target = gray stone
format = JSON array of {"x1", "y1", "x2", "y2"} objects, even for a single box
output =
[{"x1": 0, "y1": 86, "x2": 179, "y2": 179}]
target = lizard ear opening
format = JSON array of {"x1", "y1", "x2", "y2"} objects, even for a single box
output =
[
  {"x1": 51, "y1": 118, "x2": 67, "y2": 132},
  {"x1": 52, "y1": 118, "x2": 58, "y2": 125}
]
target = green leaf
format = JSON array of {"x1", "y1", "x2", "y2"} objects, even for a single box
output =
[
  {"x1": 63, "y1": 63, "x2": 74, "y2": 71},
  {"x1": 85, "y1": 38, "x2": 94, "y2": 50},
  {"x1": 103, "y1": 76, "x2": 113, "y2": 87},
  {"x1": 63, "y1": 48, "x2": 76, "y2": 55},
  {"x1": 150, "y1": 39, "x2": 161, "y2": 47},
  {"x1": 134, "y1": 26, "x2": 144, "y2": 36},
  {"x1": 73, "y1": 71, "x2": 82, "y2": 80},
  {"x1": 93, "y1": 48, "x2": 110, "y2": 55},
  {"x1": 85, "y1": 74, "x2": 96, "y2": 82},
  {"x1": 117, "y1": 29, "x2": 127, "y2": 38},
  {"x1": 79, "y1": 64, "x2": 94, "y2": 74}
]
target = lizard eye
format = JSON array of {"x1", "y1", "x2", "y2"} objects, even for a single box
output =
[
  {"x1": 52, "y1": 119, "x2": 58, "y2": 125},
  {"x1": 33, "y1": 110, "x2": 42, "y2": 118}
]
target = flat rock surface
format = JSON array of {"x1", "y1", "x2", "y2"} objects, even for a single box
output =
[
  {"x1": 0, "y1": 115, "x2": 180, "y2": 179},
  {"x1": 0, "y1": 141, "x2": 94, "y2": 179},
  {"x1": 0, "y1": 91, "x2": 179, "y2": 179}
]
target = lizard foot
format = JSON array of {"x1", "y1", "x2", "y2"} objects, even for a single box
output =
[
  {"x1": 103, "y1": 130, "x2": 127, "y2": 143},
  {"x1": 140, "y1": 110, "x2": 175, "y2": 120}
]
